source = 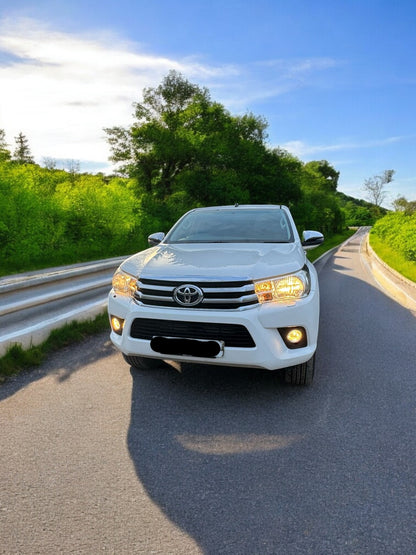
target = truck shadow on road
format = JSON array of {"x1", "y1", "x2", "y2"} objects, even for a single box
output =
[
  {"x1": 126, "y1": 258, "x2": 416, "y2": 554},
  {"x1": 127, "y1": 362, "x2": 318, "y2": 554}
]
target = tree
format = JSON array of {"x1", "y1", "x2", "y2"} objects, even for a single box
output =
[
  {"x1": 393, "y1": 195, "x2": 416, "y2": 215},
  {"x1": 291, "y1": 159, "x2": 344, "y2": 234},
  {"x1": 342, "y1": 201, "x2": 373, "y2": 226},
  {"x1": 363, "y1": 169, "x2": 394, "y2": 207},
  {"x1": 105, "y1": 71, "x2": 210, "y2": 189},
  {"x1": 65, "y1": 159, "x2": 80, "y2": 185},
  {"x1": 105, "y1": 71, "x2": 301, "y2": 230},
  {"x1": 42, "y1": 157, "x2": 57, "y2": 170},
  {"x1": 304, "y1": 160, "x2": 339, "y2": 191},
  {"x1": 0, "y1": 129, "x2": 11, "y2": 162},
  {"x1": 13, "y1": 132, "x2": 35, "y2": 164}
]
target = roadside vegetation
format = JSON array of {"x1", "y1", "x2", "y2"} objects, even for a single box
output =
[
  {"x1": 0, "y1": 313, "x2": 109, "y2": 383},
  {"x1": 0, "y1": 163, "x2": 139, "y2": 276},
  {"x1": 370, "y1": 207, "x2": 416, "y2": 282}
]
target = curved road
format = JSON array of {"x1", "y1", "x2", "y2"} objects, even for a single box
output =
[{"x1": 1, "y1": 229, "x2": 415, "y2": 554}]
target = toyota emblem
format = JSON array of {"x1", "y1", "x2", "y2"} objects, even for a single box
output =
[{"x1": 173, "y1": 284, "x2": 204, "y2": 307}]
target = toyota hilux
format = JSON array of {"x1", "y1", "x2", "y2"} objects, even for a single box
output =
[{"x1": 108, "y1": 205, "x2": 323, "y2": 385}]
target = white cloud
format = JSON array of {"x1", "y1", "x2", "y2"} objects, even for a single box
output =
[
  {"x1": 210, "y1": 57, "x2": 339, "y2": 111},
  {"x1": 0, "y1": 18, "x2": 237, "y2": 169},
  {"x1": 279, "y1": 136, "x2": 406, "y2": 158},
  {"x1": 0, "y1": 17, "x2": 339, "y2": 171}
]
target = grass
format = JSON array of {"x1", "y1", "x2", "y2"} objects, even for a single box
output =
[
  {"x1": 369, "y1": 234, "x2": 416, "y2": 283},
  {"x1": 307, "y1": 228, "x2": 356, "y2": 262},
  {"x1": 0, "y1": 312, "x2": 110, "y2": 383}
]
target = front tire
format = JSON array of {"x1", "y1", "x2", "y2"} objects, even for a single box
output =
[
  {"x1": 122, "y1": 354, "x2": 161, "y2": 370},
  {"x1": 284, "y1": 354, "x2": 315, "y2": 386}
]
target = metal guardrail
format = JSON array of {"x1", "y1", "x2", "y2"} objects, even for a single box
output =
[{"x1": 0, "y1": 257, "x2": 126, "y2": 356}]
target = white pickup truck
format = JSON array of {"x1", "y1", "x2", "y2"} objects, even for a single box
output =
[{"x1": 108, "y1": 205, "x2": 323, "y2": 385}]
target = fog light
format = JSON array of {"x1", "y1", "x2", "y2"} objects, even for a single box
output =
[
  {"x1": 111, "y1": 316, "x2": 125, "y2": 336},
  {"x1": 286, "y1": 328, "x2": 303, "y2": 344},
  {"x1": 278, "y1": 327, "x2": 307, "y2": 349}
]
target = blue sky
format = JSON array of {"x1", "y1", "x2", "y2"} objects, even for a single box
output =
[{"x1": 0, "y1": 0, "x2": 415, "y2": 206}]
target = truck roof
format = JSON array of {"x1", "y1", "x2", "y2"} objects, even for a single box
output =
[{"x1": 190, "y1": 204, "x2": 289, "y2": 211}]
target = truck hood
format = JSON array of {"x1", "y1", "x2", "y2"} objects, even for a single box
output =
[{"x1": 121, "y1": 243, "x2": 307, "y2": 281}]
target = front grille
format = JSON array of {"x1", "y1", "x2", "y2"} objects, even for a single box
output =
[
  {"x1": 130, "y1": 318, "x2": 256, "y2": 348},
  {"x1": 134, "y1": 277, "x2": 258, "y2": 310}
]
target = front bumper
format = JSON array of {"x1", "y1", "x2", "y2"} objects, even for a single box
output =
[{"x1": 108, "y1": 287, "x2": 319, "y2": 371}]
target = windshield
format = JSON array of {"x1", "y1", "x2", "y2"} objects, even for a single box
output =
[{"x1": 165, "y1": 208, "x2": 294, "y2": 244}]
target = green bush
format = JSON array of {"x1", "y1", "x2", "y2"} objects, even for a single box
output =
[
  {"x1": 0, "y1": 162, "x2": 139, "y2": 275},
  {"x1": 371, "y1": 212, "x2": 416, "y2": 262}
]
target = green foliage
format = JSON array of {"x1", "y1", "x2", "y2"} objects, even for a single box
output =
[
  {"x1": 303, "y1": 160, "x2": 339, "y2": 191},
  {"x1": 370, "y1": 233, "x2": 416, "y2": 283},
  {"x1": 0, "y1": 129, "x2": 11, "y2": 162},
  {"x1": 371, "y1": 211, "x2": 416, "y2": 263},
  {"x1": 336, "y1": 191, "x2": 387, "y2": 226},
  {"x1": 0, "y1": 161, "x2": 139, "y2": 275},
  {"x1": 105, "y1": 71, "x2": 305, "y2": 231},
  {"x1": 13, "y1": 132, "x2": 35, "y2": 164},
  {"x1": 342, "y1": 201, "x2": 373, "y2": 226},
  {"x1": 105, "y1": 71, "x2": 346, "y2": 235},
  {"x1": 392, "y1": 196, "x2": 416, "y2": 215},
  {"x1": 0, "y1": 344, "x2": 43, "y2": 380},
  {"x1": 291, "y1": 160, "x2": 344, "y2": 234}
]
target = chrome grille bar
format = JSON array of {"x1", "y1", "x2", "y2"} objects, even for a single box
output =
[{"x1": 134, "y1": 277, "x2": 258, "y2": 309}]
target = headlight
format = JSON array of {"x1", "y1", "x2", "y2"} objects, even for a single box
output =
[
  {"x1": 112, "y1": 270, "x2": 137, "y2": 297},
  {"x1": 254, "y1": 268, "x2": 310, "y2": 303}
]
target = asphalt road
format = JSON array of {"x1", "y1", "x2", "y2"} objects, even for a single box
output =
[{"x1": 1, "y1": 229, "x2": 415, "y2": 554}]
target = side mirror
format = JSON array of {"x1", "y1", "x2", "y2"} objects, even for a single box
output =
[
  {"x1": 302, "y1": 230, "x2": 324, "y2": 250},
  {"x1": 148, "y1": 232, "x2": 165, "y2": 247}
]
